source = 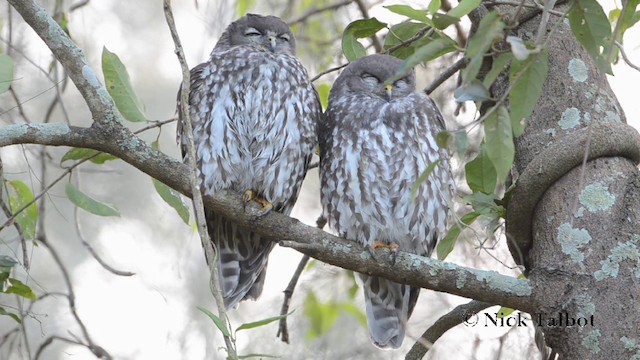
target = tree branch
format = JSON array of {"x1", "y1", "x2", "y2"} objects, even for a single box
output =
[
  {"x1": 0, "y1": 121, "x2": 534, "y2": 312},
  {"x1": 405, "y1": 300, "x2": 494, "y2": 360},
  {"x1": 7, "y1": 0, "x2": 121, "y2": 126}
]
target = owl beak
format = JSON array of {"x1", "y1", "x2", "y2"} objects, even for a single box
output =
[
  {"x1": 384, "y1": 84, "x2": 394, "y2": 101},
  {"x1": 266, "y1": 36, "x2": 277, "y2": 52}
]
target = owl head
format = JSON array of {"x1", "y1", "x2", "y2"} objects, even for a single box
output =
[
  {"x1": 332, "y1": 54, "x2": 416, "y2": 101},
  {"x1": 215, "y1": 14, "x2": 296, "y2": 55}
]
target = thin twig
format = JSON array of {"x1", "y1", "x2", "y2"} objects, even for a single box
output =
[
  {"x1": 276, "y1": 216, "x2": 327, "y2": 343},
  {"x1": 405, "y1": 300, "x2": 494, "y2": 360},
  {"x1": 483, "y1": 0, "x2": 565, "y2": 17},
  {"x1": 34, "y1": 335, "x2": 87, "y2": 360},
  {"x1": 288, "y1": 0, "x2": 353, "y2": 25},
  {"x1": 163, "y1": 1, "x2": 237, "y2": 358},
  {"x1": 69, "y1": 0, "x2": 90, "y2": 11},
  {"x1": 38, "y1": 235, "x2": 112, "y2": 359},
  {"x1": 384, "y1": 26, "x2": 432, "y2": 56},
  {"x1": 534, "y1": 0, "x2": 557, "y2": 46},
  {"x1": 424, "y1": 58, "x2": 468, "y2": 95},
  {"x1": 354, "y1": 0, "x2": 383, "y2": 53},
  {"x1": 311, "y1": 63, "x2": 348, "y2": 82},
  {"x1": 615, "y1": 41, "x2": 640, "y2": 72},
  {"x1": 440, "y1": 0, "x2": 468, "y2": 47},
  {"x1": 276, "y1": 255, "x2": 309, "y2": 343},
  {"x1": 74, "y1": 196, "x2": 134, "y2": 276}
]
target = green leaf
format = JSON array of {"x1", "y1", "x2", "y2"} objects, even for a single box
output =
[
  {"x1": 389, "y1": 37, "x2": 457, "y2": 83},
  {"x1": 509, "y1": 49, "x2": 548, "y2": 137},
  {"x1": 484, "y1": 105, "x2": 514, "y2": 183},
  {"x1": 236, "y1": 0, "x2": 256, "y2": 16},
  {"x1": 304, "y1": 291, "x2": 340, "y2": 340},
  {"x1": 437, "y1": 211, "x2": 481, "y2": 260},
  {"x1": 482, "y1": 52, "x2": 512, "y2": 89},
  {"x1": 61, "y1": 148, "x2": 118, "y2": 165},
  {"x1": 0, "y1": 54, "x2": 14, "y2": 94},
  {"x1": 317, "y1": 83, "x2": 331, "y2": 109},
  {"x1": 432, "y1": 13, "x2": 459, "y2": 30},
  {"x1": 340, "y1": 302, "x2": 367, "y2": 328},
  {"x1": 65, "y1": 183, "x2": 120, "y2": 217},
  {"x1": 341, "y1": 18, "x2": 387, "y2": 61},
  {"x1": 461, "y1": 12, "x2": 505, "y2": 84},
  {"x1": 236, "y1": 311, "x2": 293, "y2": 332},
  {"x1": 0, "y1": 256, "x2": 18, "y2": 268},
  {"x1": 411, "y1": 160, "x2": 441, "y2": 199},
  {"x1": 464, "y1": 192, "x2": 505, "y2": 217},
  {"x1": 497, "y1": 307, "x2": 516, "y2": 318},
  {"x1": 568, "y1": 0, "x2": 612, "y2": 74},
  {"x1": 384, "y1": 5, "x2": 431, "y2": 24},
  {"x1": 454, "y1": 79, "x2": 490, "y2": 102},
  {"x1": 384, "y1": 22, "x2": 431, "y2": 59},
  {"x1": 428, "y1": 0, "x2": 442, "y2": 14},
  {"x1": 8, "y1": 180, "x2": 38, "y2": 240},
  {"x1": 238, "y1": 354, "x2": 279, "y2": 359},
  {"x1": 102, "y1": 47, "x2": 147, "y2": 122},
  {"x1": 465, "y1": 145, "x2": 497, "y2": 194},
  {"x1": 447, "y1": 0, "x2": 482, "y2": 19},
  {"x1": 5, "y1": 278, "x2": 36, "y2": 300},
  {"x1": 197, "y1": 306, "x2": 232, "y2": 337},
  {"x1": 153, "y1": 178, "x2": 190, "y2": 225},
  {"x1": 608, "y1": 1, "x2": 640, "y2": 63},
  {"x1": 436, "y1": 130, "x2": 469, "y2": 157},
  {"x1": 151, "y1": 141, "x2": 189, "y2": 224},
  {"x1": 0, "y1": 306, "x2": 21, "y2": 324}
]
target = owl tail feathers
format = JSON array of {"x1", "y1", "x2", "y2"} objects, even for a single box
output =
[
  {"x1": 218, "y1": 251, "x2": 269, "y2": 310},
  {"x1": 207, "y1": 212, "x2": 274, "y2": 310},
  {"x1": 360, "y1": 275, "x2": 421, "y2": 349}
]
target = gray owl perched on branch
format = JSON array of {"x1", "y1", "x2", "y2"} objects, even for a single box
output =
[
  {"x1": 177, "y1": 14, "x2": 321, "y2": 309},
  {"x1": 319, "y1": 54, "x2": 453, "y2": 348}
]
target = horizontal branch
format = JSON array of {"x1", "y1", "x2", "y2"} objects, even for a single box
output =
[{"x1": 0, "y1": 122, "x2": 533, "y2": 312}]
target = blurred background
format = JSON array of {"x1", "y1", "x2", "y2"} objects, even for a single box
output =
[{"x1": 0, "y1": 0, "x2": 638, "y2": 359}]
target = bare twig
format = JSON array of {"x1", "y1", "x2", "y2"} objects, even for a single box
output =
[
  {"x1": 615, "y1": 41, "x2": 640, "y2": 72},
  {"x1": 276, "y1": 216, "x2": 327, "y2": 343},
  {"x1": 534, "y1": 0, "x2": 557, "y2": 45},
  {"x1": 354, "y1": 0, "x2": 383, "y2": 53},
  {"x1": 162, "y1": 1, "x2": 237, "y2": 358},
  {"x1": 288, "y1": 0, "x2": 353, "y2": 25},
  {"x1": 483, "y1": 0, "x2": 565, "y2": 17},
  {"x1": 384, "y1": 26, "x2": 433, "y2": 56},
  {"x1": 276, "y1": 255, "x2": 309, "y2": 343},
  {"x1": 74, "y1": 202, "x2": 135, "y2": 276},
  {"x1": 424, "y1": 57, "x2": 468, "y2": 95},
  {"x1": 69, "y1": 0, "x2": 90, "y2": 11},
  {"x1": 405, "y1": 300, "x2": 494, "y2": 360},
  {"x1": 440, "y1": 0, "x2": 468, "y2": 47},
  {"x1": 38, "y1": 235, "x2": 112, "y2": 359},
  {"x1": 311, "y1": 63, "x2": 348, "y2": 82}
]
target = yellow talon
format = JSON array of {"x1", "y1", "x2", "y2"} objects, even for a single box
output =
[
  {"x1": 241, "y1": 190, "x2": 273, "y2": 216},
  {"x1": 369, "y1": 241, "x2": 400, "y2": 265}
]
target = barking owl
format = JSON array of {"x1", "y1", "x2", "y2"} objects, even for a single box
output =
[
  {"x1": 319, "y1": 54, "x2": 452, "y2": 348},
  {"x1": 177, "y1": 14, "x2": 321, "y2": 309}
]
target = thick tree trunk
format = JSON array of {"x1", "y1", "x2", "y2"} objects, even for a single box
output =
[{"x1": 494, "y1": 4, "x2": 640, "y2": 359}]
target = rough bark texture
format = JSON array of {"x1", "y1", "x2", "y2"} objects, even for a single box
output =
[{"x1": 495, "y1": 4, "x2": 640, "y2": 359}]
